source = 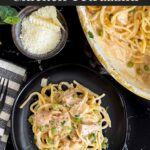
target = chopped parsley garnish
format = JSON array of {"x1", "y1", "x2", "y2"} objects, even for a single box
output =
[
  {"x1": 28, "y1": 116, "x2": 33, "y2": 125},
  {"x1": 51, "y1": 127, "x2": 56, "y2": 134},
  {"x1": 102, "y1": 138, "x2": 108, "y2": 149},
  {"x1": 93, "y1": 109, "x2": 99, "y2": 114},
  {"x1": 46, "y1": 138, "x2": 53, "y2": 144},
  {"x1": 88, "y1": 31, "x2": 94, "y2": 38},
  {"x1": 74, "y1": 115, "x2": 82, "y2": 123},
  {"x1": 144, "y1": 64, "x2": 149, "y2": 71},
  {"x1": 39, "y1": 126, "x2": 43, "y2": 132},
  {"x1": 102, "y1": 142, "x2": 107, "y2": 149},
  {"x1": 34, "y1": 136, "x2": 37, "y2": 143},
  {"x1": 127, "y1": 61, "x2": 134, "y2": 68},
  {"x1": 98, "y1": 30, "x2": 103, "y2": 36},
  {"x1": 72, "y1": 93, "x2": 78, "y2": 98},
  {"x1": 136, "y1": 68, "x2": 143, "y2": 75},
  {"x1": 88, "y1": 133, "x2": 96, "y2": 143},
  {"x1": 52, "y1": 103, "x2": 60, "y2": 110},
  {"x1": 39, "y1": 125, "x2": 48, "y2": 132}
]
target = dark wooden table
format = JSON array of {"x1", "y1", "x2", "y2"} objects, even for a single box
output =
[{"x1": 0, "y1": 6, "x2": 150, "y2": 150}]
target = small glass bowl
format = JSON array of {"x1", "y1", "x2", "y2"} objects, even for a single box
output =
[{"x1": 12, "y1": 6, "x2": 68, "y2": 60}]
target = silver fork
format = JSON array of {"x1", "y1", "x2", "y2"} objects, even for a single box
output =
[{"x1": 0, "y1": 77, "x2": 9, "y2": 112}]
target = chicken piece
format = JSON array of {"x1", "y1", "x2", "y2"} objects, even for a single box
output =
[
  {"x1": 34, "y1": 110, "x2": 67, "y2": 127},
  {"x1": 80, "y1": 125, "x2": 100, "y2": 136},
  {"x1": 61, "y1": 89, "x2": 81, "y2": 106},
  {"x1": 70, "y1": 102, "x2": 89, "y2": 117},
  {"x1": 34, "y1": 111, "x2": 52, "y2": 126},
  {"x1": 117, "y1": 12, "x2": 128, "y2": 25}
]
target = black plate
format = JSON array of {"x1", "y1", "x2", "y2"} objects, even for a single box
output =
[{"x1": 11, "y1": 64, "x2": 127, "y2": 150}]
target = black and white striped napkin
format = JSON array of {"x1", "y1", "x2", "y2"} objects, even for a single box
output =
[{"x1": 0, "y1": 59, "x2": 26, "y2": 150}]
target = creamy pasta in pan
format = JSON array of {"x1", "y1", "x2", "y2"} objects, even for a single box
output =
[{"x1": 87, "y1": 6, "x2": 150, "y2": 85}]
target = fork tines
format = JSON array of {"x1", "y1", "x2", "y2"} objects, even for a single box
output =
[{"x1": 0, "y1": 77, "x2": 9, "y2": 102}]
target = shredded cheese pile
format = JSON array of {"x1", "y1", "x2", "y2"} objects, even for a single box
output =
[{"x1": 20, "y1": 6, "x2": 62, "y2": 55}]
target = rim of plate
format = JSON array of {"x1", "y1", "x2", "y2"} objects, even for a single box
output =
[
  {"x1": 77, "y1": 6, "x2": 150, "y2": 101},
  {"x1": 11, "y1": 63, "x2": 127, "y2": 150}
]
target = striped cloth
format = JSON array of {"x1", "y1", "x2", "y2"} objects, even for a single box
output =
[{"x1": 0, "y1": 59, "x2": 26, "y2": 150}]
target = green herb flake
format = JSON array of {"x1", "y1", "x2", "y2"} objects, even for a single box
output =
[
  {"x1": 72, "y1": 93, "x2": 78, "y2": 98},
  {"x1": 28, "y1": 116, "x2": 33, "y2": 125},
  {"x1": 39, "y1": 125, "x2": 49, "y2": 132},
  {"x1": 74, "y1": 115, "x2": 82, "y2": 123},
  {"x1": 51, "y1": 127, "x2": 56, "y2": 134},
  {"x1": 127, "y1": 61, "x2": 134, "y2": 68},
  {"x1": 34, "y1": 136, "x2": 37, "y2": 143},
  {"x1": 88, "y1": 133, "x2": 96, "y2": 143},
  {"x1": 46, "y1": 138, "x2": 53, "y2": 144},
  {"x1": 136, "y1": 68, "x2": 143, "y2": 75},
  {"x1": 93, "y1": 109, "x2": 99, "y2": 114},
  {"x1": 102, "y1": 138, "x2": 108, "y2": 149},
  {"x1": 102, "y1": 142, "x2": 107, "y2": 149},
  {"x1": 88, "y1": 31, "x2": 94, "y2": 39},
  {"x1": 98, "y1": 30, "x2": 103, "y2": 37},
  {"x1": 39, "y1": 126, "x2": 43, "y2": 132},
  {"x1": 52, "y1": 103, "x2": 60, "y2": 110},
  {"x1": 63, "y1": 126, "x2": 72, "y2": 133},
  {"x1": 75, "y1": 117, "x2": 82, "y2": 123},
  {"x1": 144, "y1": 64, "x2": 149, "y2": 71}
]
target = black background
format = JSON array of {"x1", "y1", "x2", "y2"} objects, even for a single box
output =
[
  {"x1": 0, "y1": 6, "x2": 150, "y2": 150},
  {"x1": 0, "y1": 1, "x2": 150, "y2": 6}
]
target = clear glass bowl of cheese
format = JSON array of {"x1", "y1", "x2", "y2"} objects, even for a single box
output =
[{"x1": 12, "y1": 6, "x2": 68, "y2": 60}]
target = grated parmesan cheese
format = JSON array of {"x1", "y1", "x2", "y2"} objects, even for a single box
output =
[{"x1": 20, "y1": 6, "x2": 62, "y2": 55}]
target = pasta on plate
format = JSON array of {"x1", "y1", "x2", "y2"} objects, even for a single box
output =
[
  {"x1": 87, "y1": 6, "x2": 150, "y2": 83},
  {"x1": 20, "y1": 80, "x2": 111, "y2": 150}
]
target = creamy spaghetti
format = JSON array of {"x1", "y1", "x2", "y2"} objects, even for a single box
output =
[
  {"x1": 87, "y1": 6, "x2": 150, "y2": 77},
  {"x1": 20, "y1": 81, "x2": 111, "y2": 150}
]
